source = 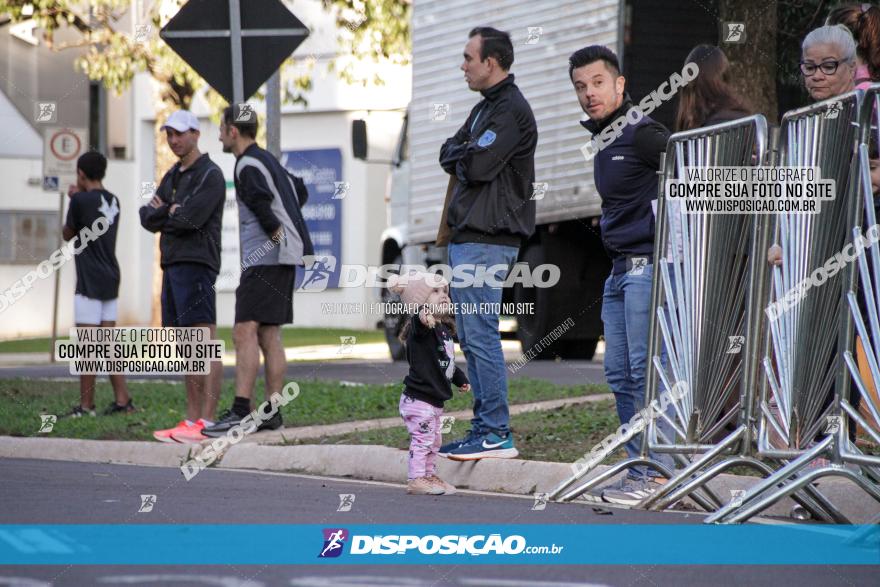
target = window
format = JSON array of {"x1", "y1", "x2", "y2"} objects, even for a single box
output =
[{"x1": 0, "y1": 211, "x2": 59, "y2": 264}]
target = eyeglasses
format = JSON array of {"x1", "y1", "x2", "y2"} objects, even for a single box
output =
[{"x1": 799, "y1": 60, "x2": 846, "y2": 76}]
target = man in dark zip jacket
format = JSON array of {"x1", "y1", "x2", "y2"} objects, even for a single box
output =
[
  {"x1": 569, "y1": 45, "x2": 673, "y2": 505},
  {"x1": 139, "y1": 110, "x2": 225, "y2": 443},
  {"x1": 437, "y1": 27, "x2": 537, "y2": 461}
]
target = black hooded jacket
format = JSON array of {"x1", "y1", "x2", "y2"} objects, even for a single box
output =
[{"x1": 439, "y1": 74, "x2": 538, "y2": 247}]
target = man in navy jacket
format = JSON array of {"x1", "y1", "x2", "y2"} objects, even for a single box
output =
[{"x1": 570, "y1": 45, "x2": 673, "y2": 506}]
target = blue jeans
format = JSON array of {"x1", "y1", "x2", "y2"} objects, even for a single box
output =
[
  {"x1": 448, "y1": 242, "x2": 519, "y2": 436},
  {"x1": 601, "y1": 263, "x2": 675, "y2": 480}
]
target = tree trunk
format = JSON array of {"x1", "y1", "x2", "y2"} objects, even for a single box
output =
[{"x1": 720, "y1": 0, "x2": 779, "y2": 124}]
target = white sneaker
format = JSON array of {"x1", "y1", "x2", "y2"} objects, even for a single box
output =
[
  {"x1": 426, "y1": 475, "x2": 457, "y2": 495},
  {"x1": 575, "y1": 477, "x2": 625, "y2": 503},
  {"x1": 602, "y1": 478, "x2": 662, "y2": 506},
  {"x1": 407, "y1": 477, "x2": 445, "y2": 495}
]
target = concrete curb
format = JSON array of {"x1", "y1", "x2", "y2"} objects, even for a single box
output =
[
  {"x1": 217, "y1": 443, "x2": 584, "y2": 495},
  {"x1": 0, "y1": 436, "x2": 190, "y2": 467},
  {"x1": 218, "y1": 444, "x2": 580, "y2": 495},
  {"x1": 217, "y1": 443, "x2": 877, "y2": 522}
]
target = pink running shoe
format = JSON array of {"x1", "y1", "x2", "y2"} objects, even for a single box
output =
[
  {"x1": 170, "y1": 419, "x2": 210, "y2": 444},
  {"x1": 153, "y1": 420, "x2": 193, "y2": 443}
]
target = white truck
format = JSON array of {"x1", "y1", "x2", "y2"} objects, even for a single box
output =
[{"x1": 352, "y1": 0, "x2": 711, "y2": 360}]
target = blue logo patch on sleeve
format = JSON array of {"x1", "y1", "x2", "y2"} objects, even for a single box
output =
[{"x1": 477, "y1": 129, "x2": 497, "y2": 147}]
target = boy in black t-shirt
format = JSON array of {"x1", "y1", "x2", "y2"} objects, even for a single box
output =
[
  {"x1": 388, "y1": 271, "x2": 470, "y2": 495},
  {"x1": 62, "y1": 151, "x2": 133, "y2": 417}
]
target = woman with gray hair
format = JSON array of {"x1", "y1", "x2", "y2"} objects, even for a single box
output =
[
  {"x1": 768, "y1": 24, "x2": 859, "y2": 266},
  {"x1": 799, "y1": 24, "x2": 857, "y2": 102}
]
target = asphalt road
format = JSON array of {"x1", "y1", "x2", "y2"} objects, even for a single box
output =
[
  {"x1": 0, "y1": 458, "x2": 875, "y2": 586},
  {"x1": 0, "y1": 358, "x2": 606, "y2": 386}
]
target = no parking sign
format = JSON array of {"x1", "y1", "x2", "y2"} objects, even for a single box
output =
[{"x1": 42, "y1": 127, "x2": 87, "y2": 191}]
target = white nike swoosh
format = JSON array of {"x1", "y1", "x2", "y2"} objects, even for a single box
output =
[{"x1": 482, "y1": 439, "x2": 507, "y2": 449}]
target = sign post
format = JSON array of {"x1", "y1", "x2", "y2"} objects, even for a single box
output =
[
  {"x1": 266, "y1": 71, "x2": 281, "y2": 157},
  {"x1": 50, "y1": 190, "x2": 64, "y2": 364},
  {"x1": 43, "y1": 126, "x2": 87, "y2": 362}
]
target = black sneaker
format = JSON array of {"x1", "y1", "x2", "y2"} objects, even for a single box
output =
[
  {"x1": 257, "y1": 409, "x2": 283, "y2": 432},
  {"x1": 103, "y1": 399, "x2": 135, "y2": 415},
  {"x1": 67, "y1": 405, "x2": 96, "y2": 418},
  {"x1": 201, "y1": 408, "x2": 244, "y2": 438}
]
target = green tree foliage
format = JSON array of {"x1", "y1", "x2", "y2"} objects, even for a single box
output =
[
  {"x1": 0, "y1": 0, "x2": 412, "y2": 106},
  {"x1": 321, "y1": 0, "x2": 411, "y2": 85}
]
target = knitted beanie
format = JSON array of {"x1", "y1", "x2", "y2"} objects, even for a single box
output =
[{"x1": 386, "y1": 270, "x2": 449, "y2": 307}]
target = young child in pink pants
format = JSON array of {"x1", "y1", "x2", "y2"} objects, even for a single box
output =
[{"x1": 388, "y1": 270, "x2": 470, "y2": 495}]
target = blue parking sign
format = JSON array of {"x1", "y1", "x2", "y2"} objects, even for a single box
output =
[{"x1": 281, "y1": 148, "x2": 343, "y2": 289}]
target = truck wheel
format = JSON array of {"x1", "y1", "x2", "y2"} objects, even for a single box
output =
[
  {"x1": 383, "y1": 255, "x2": 406, "y2": 361},
  {"x1": 514, "y1": 243, "x2": 556, "y2": 360}
]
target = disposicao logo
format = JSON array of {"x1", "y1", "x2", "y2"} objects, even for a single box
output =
[
  {"x1": 318, "y1": 528, "x2": 348, "y2": 558},
  {"x1": 349, "y1": 533, "x2": 527, "y2": 555}
]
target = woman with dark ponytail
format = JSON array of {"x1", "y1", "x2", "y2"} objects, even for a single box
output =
[
  {"x1": 674, "y1": 44, "x2": 751, "y2": 132},
  {"x1": 827, "y1": 3, "x2": 880, "y2": 89}
]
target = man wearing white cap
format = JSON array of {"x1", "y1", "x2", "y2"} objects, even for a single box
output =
[{"x1": 139, "y1": 110, "x2": 226, "y2": 443}]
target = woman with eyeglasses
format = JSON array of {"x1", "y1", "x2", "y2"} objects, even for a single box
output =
[
  {"x1": 827, "y1": 3, "x2": 880, "y2": 90},
  {"x1": 798, "y1": 24, "x2": 858, "y2": 102},
  {"x1": 764, "y1": 25, "x2": 861, "y2": 458},
  {"x1": 768, "y1": 25, "x2": 859, "y2": 266}
]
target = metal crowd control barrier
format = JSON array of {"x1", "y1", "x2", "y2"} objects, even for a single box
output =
[
  {"x1": 550, "y1": 116, "x2": 769, "y2": 510},
  {"x1": 708, "y1": 88, "x2": 880, "y2": 524},
  {"x1": 842, "y1": 84, "x2": 880, "y2": 469},
  {"x1": 637, "y1": 116, "x2": 772, "y2": 514},
  {"x1": 641, "y1": 118, "x2": 843, "y2": 521}
]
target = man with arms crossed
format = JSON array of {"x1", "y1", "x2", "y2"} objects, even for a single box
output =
[
  {"x1": 139, "y1": 110, "x2": 225, "y2": 442},
  {"x1": 438, "y1": 27, "x2": 537, "y2": 461}
]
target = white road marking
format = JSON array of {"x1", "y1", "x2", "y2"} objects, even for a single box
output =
[
  {"x1": 461, "y1": 580, "x2": 610, "y2": 587},
  {"x1": 0, "y1": 578, "x2": 52, "y2": 587},
  {"x1": 289, "y1": 577, "x2": 428, "y2": 587},
  {"x1": 99, "y1": 575, "x2": 264, "y2": 586}
]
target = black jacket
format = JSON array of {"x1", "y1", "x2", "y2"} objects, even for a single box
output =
[
  {"x1": 582, "y1": 96, "x2": 669, "y2": 274},
  {"x1": 403, "y1": 315, "x2": 469, "y2": 408},
  {"x1": 139, "y1": 154, "x2": 226, "y2": 272},
  {"x1": 233, "y1": 143, "x2": 314, "y2": 267},
  {"x1": 439, "y1": 74, "x2": 538, "y2": 247},
  {"x1": 703, "y1": 107, "x2": 751, "y2": 127}
]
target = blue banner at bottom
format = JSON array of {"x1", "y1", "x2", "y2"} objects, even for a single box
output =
[{"x1": 0, "y1": 524, "x2": 877, "y2": 565}]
